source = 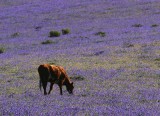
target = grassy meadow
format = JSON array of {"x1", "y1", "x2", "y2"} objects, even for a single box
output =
[{"x1": 0, "y1": 0, "x2": 160, "y2": 115}]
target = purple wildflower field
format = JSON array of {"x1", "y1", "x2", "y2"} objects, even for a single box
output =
[{"x1": 0, "y1": 0, "x2": 160, "y2": 115}]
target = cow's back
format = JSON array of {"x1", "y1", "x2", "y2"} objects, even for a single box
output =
[{"x1": 49, "y1": 65, "x2": 61, "y2": 80}]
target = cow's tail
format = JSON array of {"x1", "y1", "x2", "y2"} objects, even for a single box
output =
[
  {"x1": 38, "y1": 65, "x2": 43, "y2": 92},
  {"x1": 39, "y1": 79, "x2": 42, "y2": 91}
]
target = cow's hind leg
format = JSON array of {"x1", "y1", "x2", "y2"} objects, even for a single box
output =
[
  {"x1": 48, "y1": 83, "x2": 54, "y2": 95},
  {"x1": 42, "y1": 81, "x2": 47, "y2": 95},
  {"x1": 38, "y1": 65, "x2": 50, "y2": 95}
]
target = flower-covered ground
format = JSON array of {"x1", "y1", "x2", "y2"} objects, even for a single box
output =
[{"x1": 0, "y1": 0, "x2": 160, "y2": 115}]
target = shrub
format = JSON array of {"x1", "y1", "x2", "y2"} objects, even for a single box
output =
[
  {"x1": 41, "y1": 40, "x2": 54, "y2": 44},
  {"x1": 123, "y1": 42, "x2": 134, "y2": 48},
  {"x1": 132, "y1": 24, "x2": 143, "y2": 27},
  {"x1": 35, "y1": 26, "x2": 42, "y2": 31},
  {"x1": 151, "y1": 24, "x2": 158, "y2": 27},
  {"x1": 62, "y1": 28, "x2": 70, "y2": 35},
  {"x1": 95, "y1": 32, "x2": 106, "y2": 37},
  {"x1": 70, "y1": 75, "x2": 85, "y2": 81},
  {"x1": 154, "y1": 58, "x2": 160, "y2": 61},
  {"x1": 11, "y1": 32, "x2": 20, "y2": 38},
  {"x1": 49, "y1": 31, "x2": 60, "y2": 37},
  {"x1": 94, "y1": 51, "x2": 104, "y2": 56},
  {"x1": 0, "y1": 47, "x2": 5, "y2": 54}
]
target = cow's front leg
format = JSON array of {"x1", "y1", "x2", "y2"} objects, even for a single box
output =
[
  {"x1": 48, "y1": 83, "x2": 54, "y2": 95},
  {"x1": 58, "y1": 83, "x2": 63, "y2": 95}
]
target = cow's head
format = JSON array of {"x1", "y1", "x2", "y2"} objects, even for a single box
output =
[{"x1": 66, "y1": 82, "x2": 74, "y2": 94}]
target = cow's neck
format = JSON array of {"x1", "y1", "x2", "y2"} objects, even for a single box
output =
[{"x1": 64, "y1": 78, "x2": 71, "y2": 85}]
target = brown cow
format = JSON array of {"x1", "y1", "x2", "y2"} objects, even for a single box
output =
[{"x1": 38, "y1": 64, "x2": 74, "y2": 95}]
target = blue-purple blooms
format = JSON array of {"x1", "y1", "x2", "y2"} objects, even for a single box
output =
[{"x1": 0, "y1": 0, "x2": 160, "y2": 115}]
